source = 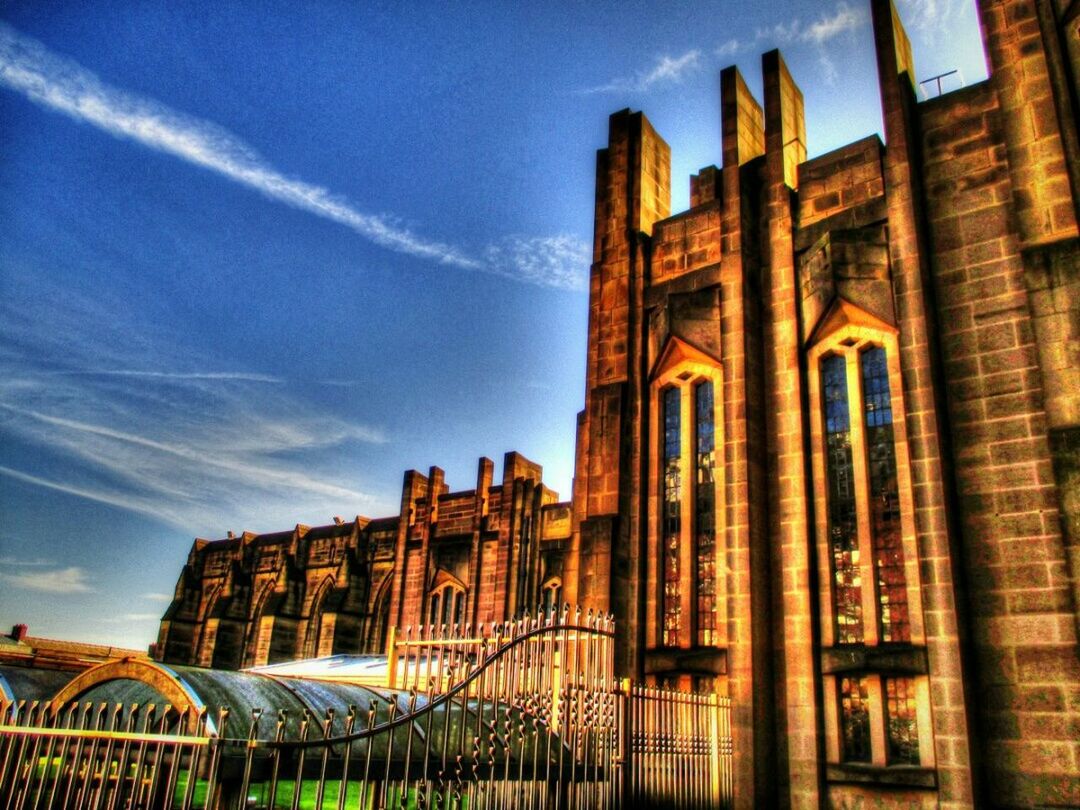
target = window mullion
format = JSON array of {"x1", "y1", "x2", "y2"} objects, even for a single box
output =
[
  {"x1": 869, "y1": 675, "x2": 887, "y2": 766},
  {"x1": 846, "y1": 348, "x2": 878, "y2": 647},
  {"x1": 680, "y1": 383, "x2": 694, "y2": 648}
]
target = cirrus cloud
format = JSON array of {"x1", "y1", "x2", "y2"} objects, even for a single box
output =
[
  {"x1": 579, "y1": 50, "x2": 703, "y2": 95},
  {"x1": 0, "y1": 22, "x2": 587, "y2": 292},
  {"x1": 0, "y1": 565, "x2": 94, "y2": 593}
]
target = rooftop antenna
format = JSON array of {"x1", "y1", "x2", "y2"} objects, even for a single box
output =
[{"x1": 918, "y1": 68, "x2": 964, "y2": 100}]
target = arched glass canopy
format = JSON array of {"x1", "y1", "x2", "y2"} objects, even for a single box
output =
[{"x1": 42, "y1": 659, "x2": 532, "y2": 764}]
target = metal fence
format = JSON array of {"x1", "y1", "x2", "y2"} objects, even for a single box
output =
[{"x1": 0, "y1": 608, "x2": 732, "y2": 809}]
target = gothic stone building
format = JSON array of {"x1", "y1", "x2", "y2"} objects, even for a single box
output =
[
  {"x1": 158, "y1": 1, "x2": 1080, "y2": 806},
  {"x1": 156, "y1": 451, "x2": 571, "y2": 668}
]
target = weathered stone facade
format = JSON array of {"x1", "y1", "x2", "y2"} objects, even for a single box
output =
[
  {"x1": 158, "y1": 1, "x2": 1080, "y2": 805},
  {"x1": 157, "y1": 451, "x2": 571, "y2": 669},
  {"x1": 564, "y1": 0, "x2": 1080, "y2": 806}
]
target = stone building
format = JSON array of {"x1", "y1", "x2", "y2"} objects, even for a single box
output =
[
  {"x1": 158, "y1": 0, "x2": 1080, "y2": 806},
  {"x1": 156, "y1": 451, "x2": 571, "y2": 669}
]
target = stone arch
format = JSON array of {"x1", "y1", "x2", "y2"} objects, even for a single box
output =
[
  {"x1": 161, "y1": 619, "x2": 195, "y2": 664},
  {"x1": 427, "y1": 570, "x2": 467, "y2": 629},
  {"x1": 194, "y1": 585, "x2": 222, "y2": 666},
  {"x1": 366, "y1": 575, "x2": 392, "y2": 654},
  {"x1": 243, "y1": 579, "x2": 278, "y2": 666},
  {"x1": 301, "y1": 575, "x2": 337, "y2": 659},
  {"x1": 50, "y1": 659, "x2": 207, "y2": 731},
  {"x1": 210, "y1": 619, "x2": 244, "y2": 671}
]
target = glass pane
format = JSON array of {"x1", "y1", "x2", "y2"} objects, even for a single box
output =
[
  {"x1": 663, "y1": 386, "x2": 681, "y2": 646},
  {"x1": 429, "y1": 593, "x2": 441, "y2": 627},
  {"x1": 885, "y1": 677, "x2": 920, "y2": 764},
  {"x1": 839, "y1": 676, "x2": 872, "y2": 763},
  {"x1": 862, "y1": 347, "x2": 910, "y2": 643},
  {"x1": 442, "y1": 589, "x2": 454, "y2": 626},
  {"x1": 822, "y1": 354, "x2": 862, "y2": 643},
  {"x1": 695, "y1": 380, "x2": 717, "y2": 646}
]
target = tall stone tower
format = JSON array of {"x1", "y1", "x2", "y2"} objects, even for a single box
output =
[{"x1": 567, "y1": 0, "x2": 1080, "y2": 806}]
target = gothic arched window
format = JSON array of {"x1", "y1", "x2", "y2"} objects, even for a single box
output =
[
  {"x1": 649, "y1": 336, "x2": 723, "y2": 651},
  {"x1": 807, "y1": 301, "x2": 931, "y2": 770},
  {"x1": 428, "y1": 581, "x2": 465, "y2": 629}
]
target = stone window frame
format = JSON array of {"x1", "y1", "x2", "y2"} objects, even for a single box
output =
[
  {"x1": 646, "y1": 338, "x2": 725, "y2": 651},
  {"x1": 822, "y1": 672, "x2": 935, "y2": 771},
  {"x1": 806, "y1": 308, "x2": 935, "y2": 770},
  {"x1": 428, "y1": 578, "x2": 466, "y2": 629}
]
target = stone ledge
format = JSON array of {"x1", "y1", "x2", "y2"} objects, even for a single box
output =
[
  {"x1": 826, "y1": 763, "x2": 937, "y2": 789},
  {"x1": 643, "y1": 646, "x2": 728, "y2": 676},
  {"x1": 820, "y1": 644, "x2": 928, "y2": 675}
]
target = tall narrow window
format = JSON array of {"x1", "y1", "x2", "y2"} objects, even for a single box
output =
[
  {"x1": 884, "y1": 677, "x2": 920, "y2": 764},
  {"x1": 662, "y1": 386, "x2": 682, "y2": 646},
  {"x1": 823, "y1": 354, "x2": 862, "y2": 643},
  {"x1": 862, "y1": 347, "x2": 910, "y2": 643},
  {"x1": 429, "y1": 591, "x2": 441, "y2": 627},
  {"x1": 839, "y1": 676, "x2": 872, "y2": 763},
  {"x1": 429, "y1": 584, "x2": 465, "y2": 628},
  {"x1": 452, "y1": 590, "x2": 464, "y2": 625},
  {"x1": 695, "y1": 381, "x2": 717, "y2": 646},
  {"x1": 812, "y1": 321, "x2": 927, "y2": 770}
]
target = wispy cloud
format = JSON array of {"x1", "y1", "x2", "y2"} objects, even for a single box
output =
[
  {"x1": 896, "y1": 0, "x2": 967, "y2": 43},
  {"x1": 483, "y1": 235, "x2": 590, "y2": 291},
  {"x1": 0, "y1": 565, "x2": 94, "y2": 593},
  {"x1": 580, "y1": 50, "x2": 702, "y2": 95},
  {"x1": 103, "y1": 612, "x2": 163, "y2": 623},
  {"x1": 803, "y1": 4, "x2": 864, "y2": 45},
  {"x1": 0, "y1": 278, "x2": 394, "y2": 534},
  {"x1": 50, "y1": 370, "x2": 285, "y2": 383},
  {"x1": 715, "y1": 2, "x2": 867, "y2": 65},
  {"x1": 0, "y1": 23, "x2": 476, "y2": 270},
  {"x1": 753, "y1": 19, "x2": 804, "y2": 47},
  {"x1": 755, "y1": 3, "x2": 866, "y2": 46},
  {"x1": 715, "y1": 39, "x2": 742, "y2": 58},
  {"x1": 0, "y1": 464, "x2": 187, "y2": 522},
  {"x1": 0, "y1": 23, "x2": 588, "y2": 291},
  {"x1": 0, "y1": 556, "x2": 53, "y2": 567},
  {"x1": 141, "y1": 592, "x2": 174, "y2": 603}
]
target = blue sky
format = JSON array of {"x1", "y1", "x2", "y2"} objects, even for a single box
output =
[{"x1": 0, "y1": 1, "x2": 987, "y2": 648}]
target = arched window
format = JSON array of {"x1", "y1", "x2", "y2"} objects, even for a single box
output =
[
  {"x1": 807, "y1": 301, "x2": 931, "y2": 770},
  {"x1": 648, "y1": 335, "x2": 723, "y2": 650},
  {"x1": 366, "y1": 577, "x2": 392, "y2": 654},
  {"x1": 302, "y1": 577, "x2": 335, "y2": 660},
  {"x1": 428, "y1": 581, "x2": 465, "y2": 629}
]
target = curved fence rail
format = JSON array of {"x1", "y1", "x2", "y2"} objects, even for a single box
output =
[{"x1": 0, "y1": 607, "x2": 731, "y2": 809}]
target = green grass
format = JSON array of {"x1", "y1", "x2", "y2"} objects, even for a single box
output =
[
  {"x1": 25, "y1": 757, "x2": 470, "y2": 809},
  {"x1": 172, "y1": 775, "x2": 459, "y2": 809}
]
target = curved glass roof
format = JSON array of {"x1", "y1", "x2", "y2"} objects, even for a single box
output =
[
  {"x1": 0, "y1": 665, "x2": 76, "y2": 717},
  {"x1": 47, "y1": 660, "x2": 497, "y2": 755}
]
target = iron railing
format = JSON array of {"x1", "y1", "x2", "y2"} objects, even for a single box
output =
[{"x1": 0, "y1": 607, "x2": 732, "y2": 809}]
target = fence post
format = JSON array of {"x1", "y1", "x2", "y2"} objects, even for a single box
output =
[
  {"x1": 709, "y1": 692, "x2": 720, "y2": 807},
  {"x1": 619, "y1": 678, "x2": 632, "y2": 808},
  {"x1": 385, "y1": 625, "x2": 398, "y2": 689}
]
